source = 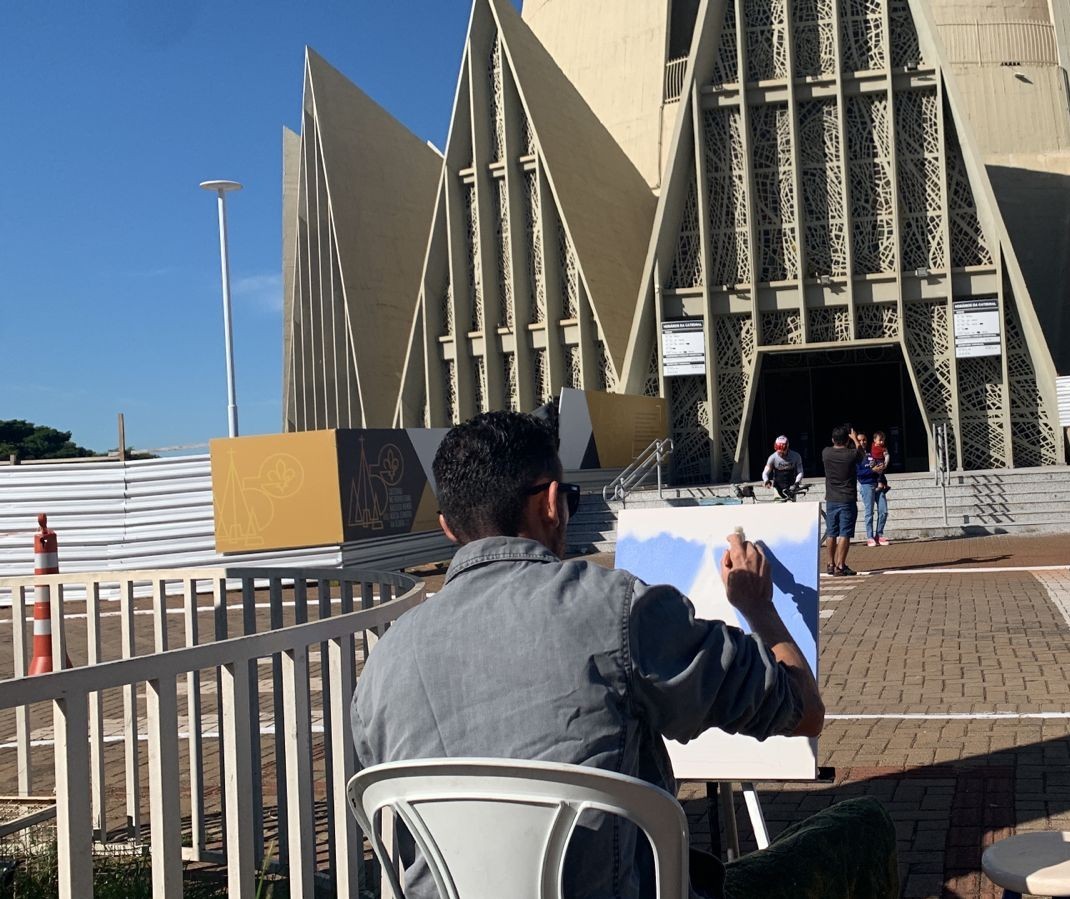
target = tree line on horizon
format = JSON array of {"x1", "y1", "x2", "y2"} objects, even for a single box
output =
[{"x1": 0, "y1": 419, "x2": 154, "y2": 461}]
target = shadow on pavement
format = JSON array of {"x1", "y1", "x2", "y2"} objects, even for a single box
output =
[
  {"x1": 860, "y1": 555, "x2": 1012, "y2": 573},
  {"x1": 679, "y1": 732, "x2": 1070, "y2": 898}
]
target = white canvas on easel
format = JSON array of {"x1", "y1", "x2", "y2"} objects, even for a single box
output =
[{"x1": 616, "y1": 503, "x2": 821, "y2": 782}]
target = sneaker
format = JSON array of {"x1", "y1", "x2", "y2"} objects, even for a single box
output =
[
  {"x1": 834, "y1": 565, "x2": 857, "y2": 577},
  {"x1": 877, "y1": 536, "x2": 890, "y2": 546},
  {"x1": 866, "y1": 538, "x2": 877, "y2": 547}
]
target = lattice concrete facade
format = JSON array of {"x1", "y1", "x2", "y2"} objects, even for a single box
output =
[
  {"x1": 283, "y1": 0, "x2": 1067, "y2": 479},
  {"x1": 618, "y1": 0, "x2": 1064, "y2": 480}
]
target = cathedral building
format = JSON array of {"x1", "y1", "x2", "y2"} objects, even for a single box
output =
[{"x1": 283, "y1": 0, "x2": 1070, "y2": 481}]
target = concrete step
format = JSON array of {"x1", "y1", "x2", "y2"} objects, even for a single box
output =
[{"x1": 572, "y1": 465, "x2": 1070, "y2": 553}]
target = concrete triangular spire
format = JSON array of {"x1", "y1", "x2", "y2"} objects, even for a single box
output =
[
  {"x1": 488, "y1": 0, "x2": 656, "y2": 375},
  {"x1": 397, "y1": 0, "x2": 659, "y2": 427},
  {"x1": 301, "y1": 47, "x2": 441, "y2": 426}
]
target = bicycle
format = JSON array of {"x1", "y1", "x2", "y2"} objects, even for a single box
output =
[{"x1": 734, "y1": 482, "x2": 812, "y2": 503}]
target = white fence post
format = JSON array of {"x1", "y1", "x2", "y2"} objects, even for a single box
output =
[
  {"x1": 317, "y1": 578, "x2": 338, "y2": 880},
  {"x1": 148, "y1": 577, "x2": 183, "y2": 895},
  {"x1": 328, "y1": 630, "x2": 361, "y2": 898},
  {"x1": 86, "y1": 580, "x2": 106, "y2": 839},
  {"x1": 120, "y1": 579, "x2": 142, "y2": 839},
  {"x1": 13, "y1": 584, "x2": 31, "y2": 795},
  {"x1": 269, "y1": 576, "x2": 289, "y2": 866},
  {"x1": 54, "y1": 691, "x2": 93, "y2": 899},
  {"x1": 183, "y1": 576, "x2": 206, "y2": 857},
  {"x1": 240, "y1": 578, "x2": 265, "y2": 867},
  {"x1": 221, "y1": 659, "x2": 256, "y2": 898},
  {"x1": 147, "y1": 675, "x2": 183, "y2": 896},
  {"x1": 282, "y1": 644, "x2": 316, "y2": 897}
]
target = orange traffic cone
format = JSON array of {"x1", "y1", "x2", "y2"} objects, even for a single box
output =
[{"x1": 28, "y1": 514, "x2": 70, "y2": 675}]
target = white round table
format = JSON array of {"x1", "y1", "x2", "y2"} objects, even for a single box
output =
[{"x1": 982, "y1": 832, "x2": 1070, "y2": 898}]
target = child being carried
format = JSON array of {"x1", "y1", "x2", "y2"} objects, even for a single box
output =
[{"x1": 870, "y1": 431, "x2": 891, "y2": 493}]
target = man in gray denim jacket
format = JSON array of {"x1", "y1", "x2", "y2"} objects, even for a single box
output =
[{"x1": 352, "y1": 412, "x2": 897, "y2": 899}]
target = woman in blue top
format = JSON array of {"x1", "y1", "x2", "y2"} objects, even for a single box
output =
[{"x1": 855, "y1": 432, "x2": 890, "y2": 546}]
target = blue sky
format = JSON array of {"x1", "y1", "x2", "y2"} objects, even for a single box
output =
[{"x1": 2, "y1": 1, "x2": 518, "y2": 453}]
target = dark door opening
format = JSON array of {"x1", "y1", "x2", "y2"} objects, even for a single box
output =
[{"x1": 747, "y1": 347, "x2": 928, "y2": 480}]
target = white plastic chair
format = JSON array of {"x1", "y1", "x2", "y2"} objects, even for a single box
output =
[{"x1": 347, "y1": 757, "x2": 690, "y2": 899}]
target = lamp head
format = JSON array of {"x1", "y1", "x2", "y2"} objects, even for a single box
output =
[{"x1": 199, "y1": 180, "x2": 243, "y2": 193}]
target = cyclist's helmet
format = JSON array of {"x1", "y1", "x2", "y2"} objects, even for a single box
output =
[{"x1": 774, "y1": 435, "x2": 789, "y2": 452}]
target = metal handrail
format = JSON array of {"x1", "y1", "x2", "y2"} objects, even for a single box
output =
[
  {"x1": 603, "y1": 439, "x2": 675, "y2": 507},
  {"x1": 664, "y1": 56, "x2": 689, "y2": 102},
  {"x1": 933, "y1": 421, "x2": 951, "y2": 525}
]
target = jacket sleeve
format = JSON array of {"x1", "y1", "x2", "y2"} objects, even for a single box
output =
[{"x1": 626, "y1": 579, "x2": 802, "y2": 743}]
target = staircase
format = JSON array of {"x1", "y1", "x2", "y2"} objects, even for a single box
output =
[{"x1": 566, "y1": 466, "x2": 1070, "y2": 555}]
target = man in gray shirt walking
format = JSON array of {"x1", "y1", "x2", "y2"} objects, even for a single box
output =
[{"x1": 352, "y1": 411, "x2": 897, "y2": 898}]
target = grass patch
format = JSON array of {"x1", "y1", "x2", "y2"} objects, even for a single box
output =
[{"x1": 0, "y1": 842, "x2": 302, "y2": 899}]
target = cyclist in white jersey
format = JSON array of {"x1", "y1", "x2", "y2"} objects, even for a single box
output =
[{"x1": 762, "y1": 435, "x2": 805, "y2": 498}]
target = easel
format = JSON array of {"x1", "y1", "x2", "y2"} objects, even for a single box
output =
[
  {"x1": 702, "y1": 766, "x2": 835, "y2": 860},
  {"x1": 704, "y1": 782, "x2": 769, "y2": 860}
]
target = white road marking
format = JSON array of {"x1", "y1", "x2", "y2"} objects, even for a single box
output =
[
  {"x1": 819, "y1": 580, "x2": 859, "y2": 622},
  {"x1": 828, "y1": 712, "x2": 1070, "y2": 720}
]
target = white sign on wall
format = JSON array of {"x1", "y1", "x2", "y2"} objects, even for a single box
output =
[
  {"x1": 1057, "y1": 375, "x2": 1070, "y2": 427},
  {"x1": 953, "y1": 296, "x2": 1002, "y2": 359},
  {"x1": 662, "y1": 319, "x2": 706, "y2": 377}
]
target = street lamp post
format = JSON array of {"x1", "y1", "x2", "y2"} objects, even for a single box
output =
[{"x1": 200, "y1": 179, "x2": 243, "y2": 438}]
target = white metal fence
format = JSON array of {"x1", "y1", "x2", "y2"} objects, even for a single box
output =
[{"x1": 0, "y1": 564, "x2": 426, "y2": 898}]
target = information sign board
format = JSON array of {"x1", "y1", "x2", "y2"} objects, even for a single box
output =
[
  {"x1": 953, "y1": 296, "x2": 1001, "y2": 358},
  {"x1": 662, "y1": 319, "x2": 706, "y2": 377}
]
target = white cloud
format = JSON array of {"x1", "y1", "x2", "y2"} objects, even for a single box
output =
[
  {"x1": 232, "y1": 272, "x2": 283, "y2": 313},
  {"x1": 616, "y1": 502, "x2": 819, "y2": 547}
]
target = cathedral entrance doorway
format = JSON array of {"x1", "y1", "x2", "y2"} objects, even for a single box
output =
[{"x1": 746, "y1": 346, "x2": 928, "y2": 480}]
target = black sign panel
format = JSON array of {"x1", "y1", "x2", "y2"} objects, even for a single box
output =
[{"x1": 336, "y1": 430, "x2": 437, "y2": 542}]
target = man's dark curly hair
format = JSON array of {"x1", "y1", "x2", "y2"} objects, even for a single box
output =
[{"x1": 433, "y1": 411, "x2": 561, "y2": 544}]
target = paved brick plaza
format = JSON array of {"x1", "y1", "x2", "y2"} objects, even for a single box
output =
[{"x1": 647, "y1": 534, "x2": 1069, "y2": 899}]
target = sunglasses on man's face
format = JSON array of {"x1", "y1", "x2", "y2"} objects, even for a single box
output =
[{"x1": 524, "y1": 480, "x2": 581, "y2": 517}]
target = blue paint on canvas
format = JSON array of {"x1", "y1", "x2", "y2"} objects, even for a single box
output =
[
  {"x1": 615, "y1": 533, "x2": 707, "y2": 594},
  {"x1": 616, "y1": 516, "x2": 819, "y2": 672}
]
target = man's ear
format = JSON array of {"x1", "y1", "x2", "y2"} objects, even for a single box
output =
[
  {"x1": 543, "y1": 480, "x2": 562, "y2": 528},
  {"x1": 438, "y1": 513, "x2": 460, "y2": 545}
]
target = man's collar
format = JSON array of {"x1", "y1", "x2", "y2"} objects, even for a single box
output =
[{"x1": 443, "y1": 536, "x2": 560, "y2": 584}]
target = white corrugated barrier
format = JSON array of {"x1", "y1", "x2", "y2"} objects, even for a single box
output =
[{"x1": 0, "y1": 455, "x2": 454, "y2": 580}]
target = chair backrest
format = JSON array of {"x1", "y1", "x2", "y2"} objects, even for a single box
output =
[{"x1": 347, "y1": 757, "x2": 690, "y2": 899}]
